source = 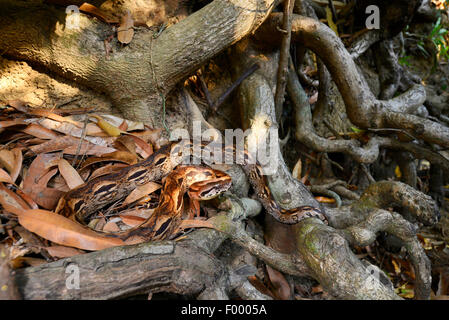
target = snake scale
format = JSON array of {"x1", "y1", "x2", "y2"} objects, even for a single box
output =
[{"x1": 57, "y1": 139, "x2": 327, "y2": 242}]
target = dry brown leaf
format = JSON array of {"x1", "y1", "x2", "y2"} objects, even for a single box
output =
[
  {"x1": 132, "y1": 128, "x2": 163, "y2": 147},
  {"x1": 28, "y1": 109, "x2": 83, "y2": 128},
  {"x1": 309, "y1": 91, "x2": 319, "y2": 104},
  {"x1": 38, "y1": 118, "x2": 112, "y2": 143},
  {"x1": 124, "y1": 181, "x2": 161, "y2": 205},
  {"x1": 18, "y1": 209, "x2": 125, "y2": 250},
  {"x1": 79, "y1": 2, "x2": 119, "y2": 24},
  {"x1": 10, "y1": 148, "x2": 22, "y2": 183},
  {"x1": 119, "y1": 214, "x2": 147, "y2": 227},
  {"x1": 20, "y1": 123, "x2": 60, "y2": 140},
  {"x1": 118, "y1": 120, "x2": 128, "y2": 131},
  {"x1": 117, "y1": 11, "x2": 134, "y2": 44},
  {"x1": 0, "y1": 169, "x2": 14, "y2": 185},
  {"x1": 0, "y1": 183, "x2": 30, "y2": 216},
  {"x1": 27, "y1": 136, "x2": 80, "y2": 155},
  {"x1": 58, "y1": 158, "x2": 84, "y2": 190},
  {"x1": 22, "y1": 153, "x2": 64, "y2": 210},
  {"x1": 114, "y1": 135, "x2": 137, "y2": 155},
  {"x1": 118, "y1": 208, "x2": 155, "y2": 227},
  {"x1": 177, "y1": 219, "x2": 214, "y2": 230},
  {"x1": 102, "y1": 220, "x2": 120, "y2": 232},
  {"x1": 28, "y1": 135, "x2": 115, "y2": 156},
  {"x1": 15, "y1": 189, "x2": 38, "y2": 210},
  {"x1": 266, "y1": 265, "x2": 292, "y2": 300},
  {"x1": 248, "y1": 275, "x2": 275, "y2": 299},
  {"x1": 127, "y1": 134, "x2": 153, "y2": 158},
  {"x1": 292, "y1": 158, "x2": 302, "y2": 180},
  {"x1": 7, "y1": 99, "x2": 29, "y2": 113},
  {"x1": 0, "y1": 149, "x2": 15, "y2": 172},
  {"x1": 44, "y1": 245, "x2": 84, "y2": 258},
  {"x1": 0, "y1": 119, "x2": 27, "y2": 128},
  {"x1": 63, "y1": 143, "x2": 117, "y2": 156},
  {"x1": 315, "y1": 196, "x2": 336, "y2": 204}
]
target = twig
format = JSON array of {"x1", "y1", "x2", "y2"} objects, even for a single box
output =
[
  {"x1": 323, "y1": 119, "x2": 344, "y2": 139},
  {"x1": 211, "y1": 64, "x2": 259, "y2": 112},
  {"x1": 197, "y1": 73, "x2": 214, "y2": 108},
  {"x1": 274, "y1": 0, "x2": 294, "y2": 123},
  {"x1": 360, "y1": 163, "x2": 376, "y2": 184},
  {"x1": 328, "y1": 0, "x2": 338, "y2": 24},
  {"x1": 71, "y1": 112, "x2": 90, "y2": 167}
]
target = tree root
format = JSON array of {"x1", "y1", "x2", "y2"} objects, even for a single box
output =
[{"x1": 259, "y1": 13, "x2": 449, "y2": 149}]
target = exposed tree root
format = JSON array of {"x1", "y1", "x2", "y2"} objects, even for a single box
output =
[{"x1": 259, "y1": 13, "x2": 449, "y2": 148}]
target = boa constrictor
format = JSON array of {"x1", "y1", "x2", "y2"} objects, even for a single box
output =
[{"x1": 57, "y1": 139, "x2": 327, "y2": 241}]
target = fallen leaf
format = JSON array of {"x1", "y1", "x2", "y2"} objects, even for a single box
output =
[
  {"x1": 292, "y1": 158, "x2": 302, "y2": 180},
  {"x1": 118, "y1": 120, "x2": 128, "y2": 131},
  {"x1": 0, "y1": 119, "x2": 27, "y2": 129},
  {"x1": 15, "y1": 189, "x2": 38, "y2": 210},
  {"x1": 117, "y1": 11, "x2": 134, "y2": 44},
  {"x1": 28, "y1": 109, "x2": 83, "y2": 128},
  {"x1": 20, "y1": 123, "x2": 60, "y2": 140},
  {"x1": 102, "y1": 220, "x2": 120, "y2": 232},
  {"x1": 22, "y1": 153, "x2": 64, "y2": 209},
  {"x1": 100, "y1": 115, "x2": 144, "y2": 131},
  {"x1": 18, "y1": 209, "x2": 125, "y2": 250},
  {"x1": 0, "y1": 149, "x2": 15, "y2": 172},
  {"x1": 0, "y1": 169, "x2": 14, "y2": 185},
  {"x1": 266, "y1": 264, "x2": 292, "y2": 300},
  {"x1": 10, "y1": 148, "x2": 22, "y2": 183},
  {"x1": 124, "y1": 181, "x2": 161, "y2": 205},
  {"x1": 58, "y1": 158, "x2": 84, "y2": 189},
  {"x1": 247, "y1": 275, "x2": 276, "y2": 299},
  {"x1": 315, "y1": 196, "x2": 335, "y2": 203},
  {"x1": 0, "y1": 183, "x2": 30, "y2": 215},
  {"x1": 308, "y1": 91, "x2": 318, "y2": 104},
  {"x1": 120, "y1": 214, "x2": 147, "y2": 227},
  {"x1": 62, "y1": 143, "x2": 117, "y2": 156},
  {"x1": 38, "y1": 118, "x2": 112, "y2": 145},
  {"x1": 92, "y1": 115, "x2": 123, "y2": 137},
  {"x1": 79, "y1": 2, "x2": 119, "y2": 24},
  {"x1": 27, "y1": 135, "x2": 116, "y2": 156},
  {"x1": 127, "y1": 134, "x2": 153, "y2": 158},
  {"x1": 114, "y1": 135, "x2": 137, "y2": 155},
  {"x1": 7, "y1": 100, "x2": 29, "y2": 113},
  {"x1": 44, "y1": 245, "x2": 84, "y2": 258}
]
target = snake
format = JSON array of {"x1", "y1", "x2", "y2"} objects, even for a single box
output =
[{"x1": 56, "y1": 139, "x2": 327, "y2": 241}]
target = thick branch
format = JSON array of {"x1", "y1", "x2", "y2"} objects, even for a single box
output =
[
  {"x1": 258, "y1": 13, "x2": 449, "y2": 148},
  {"x1": 0, "y1": 0, "x2": 279, "y2": 121}
]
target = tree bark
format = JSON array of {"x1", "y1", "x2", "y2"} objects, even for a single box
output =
[{"x1": 0, "y1": 0, "x2": 279, "y2": 123}]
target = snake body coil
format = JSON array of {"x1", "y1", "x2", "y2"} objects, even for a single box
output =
[{"x1": 57, "y1": 139, "x2": 327, "y2": 241}]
